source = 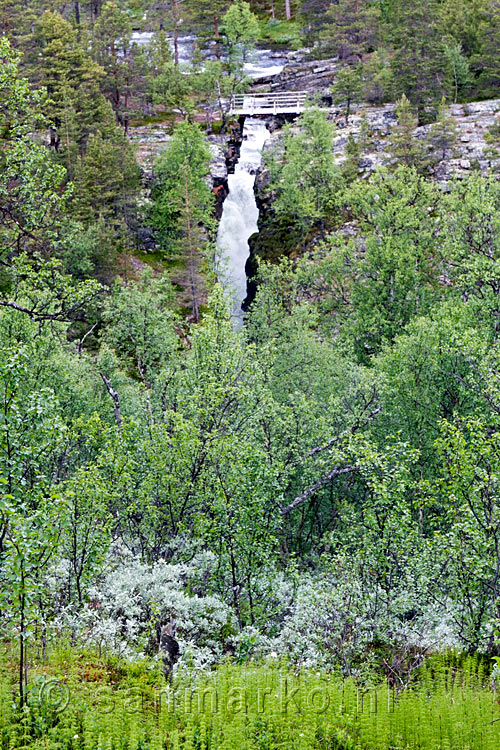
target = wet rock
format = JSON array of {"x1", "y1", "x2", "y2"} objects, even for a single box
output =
[
  {"x1": 207, "y1": 141, "x2": 228, "y2": 182},
  {"x1": 269, "y1": 57, "x2": 339, "y2": 97},
  {"x1": 266, "y1": 115, "x2": 287, "y2": 133},
  {"x1": 136, "y1": 226, "x2": 156, "y2": 251}
]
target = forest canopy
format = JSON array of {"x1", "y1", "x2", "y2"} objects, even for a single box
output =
[{"x1": 3, "y1": 2, "x2": 500, "y2": 748}]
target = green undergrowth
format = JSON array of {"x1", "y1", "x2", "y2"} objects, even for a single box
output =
[
  {"x1": 1, "y1": 645, "x2": 500, "y2": 750},
  {"x1": 259, "y1": 19, "x2": 302, "y2": 47},
  {"x1": 133, "y1": 249, "x2": 182, "y2": 272}
]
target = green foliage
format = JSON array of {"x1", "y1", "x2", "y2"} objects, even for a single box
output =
[
  {"x1": 146, "y1": 31, "x2": 194, "y2": 116},
  {"x1": 389, "y1": 0, "x2": 448, "y2": 123},
  {"x1": 150, "y1": 121, "x2": 214, "y2": 254},
  {"x1": 436, "y1": 417, "x2": 500, "y2": 651},
  {"x1": 444, "y1": 39, "x2": 471, "y2": 102},
  {"x1": 319, "y1": 0, "x2": 379, "y2": 61},
  {"x1": 324, "y1": 167, "x2": 441, "y2": 360},
  {"x1": 0, "y1": 37, "x2": 70, "y2": 260},
  {"x1": 331, "y1": 65, "x2": 363, "y2": 123},
  {"x1": 37, "y1": 10, "x2": 105, "y2": 156},
  {"x1": 222, "y1": 1, "x2": 261, "y2": 54},
  {"x1": 149, "y1": 120, "x2": 214, "y2": 319},
  {"x1": 269, "y1": 108, "x2": 342, "y2": 242},
  {"x1": 71, "y1": 127, "x2": 140, "y2": 225},
  {"x1": 260, "y1": 18, "x2": 302, "y2": 46},
  {"x1": 473, "y1": 0, "x2": 500, "y2": 99},
  {"x1": 440, "y1": 174, "x2": 500, "y2": 337},
  {"x1": 8, "y1": 0, "x2": 500, "y2": 725},
  {"x1": 390, "y1": 94, "x2": 428, "y2": 171},
  {"x1": 427, "y1": 96, "x2": 458, "y2": 161},
  {"x1": 362, "y1": 49, "x2": 393, "y2": 104},
  {"x1": 102, "y1": 271, "x2": 178, "y2": 384},
  {"x1": 92, "y1": 1, "x2": 134, "y2": 122}
]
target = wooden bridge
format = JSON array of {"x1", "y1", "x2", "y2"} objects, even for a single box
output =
[{"x1": 228, "y1": 91, "x2": 309, "y2": 116}]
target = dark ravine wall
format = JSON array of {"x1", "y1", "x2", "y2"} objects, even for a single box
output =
[{"x1": 215, "y1": 117, "x2": 246, "y2": 218}]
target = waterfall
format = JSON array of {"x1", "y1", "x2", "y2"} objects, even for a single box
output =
[{"x1": 216, "y1": 118, "x2": 271, "y2": 326}]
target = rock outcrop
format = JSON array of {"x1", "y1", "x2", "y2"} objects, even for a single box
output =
[
  {"x1": 326, "y1": 99, "x2": 500, "y2": 182},
  {"x1": 245, "y1": 97, "x2": 500, "y2": 308},
  {"x1": 128, "y1": 124, "x2": 246, "y2": 218},
  {"x1": 253, "y1": 55, "x2": 500, "y2": 181},
  {"x1": 266, "y1": 58, "x2": 339, "y2": 101}
]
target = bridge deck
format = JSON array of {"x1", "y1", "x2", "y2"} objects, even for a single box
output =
[{"x1": 229, "y1": 91, "x2": 308, "y2": 116}]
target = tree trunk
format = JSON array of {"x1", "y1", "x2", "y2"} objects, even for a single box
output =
[
  {"x1": 100, "y1": 373, "x2": 122, "y2": 428},
  {"x1": 19, "y1": 578, "x2": 25, "y2": 708},
  {"x1": 214, "y1": 15, "x2": 221, "y2": 60},
  {"x1": 285, "y1": 0, "x2": 291, "y2": 20},
  {"x1": 173, "y1": 0, "x2": 180, "y2": 67},
  {"x1": 184, "y1": 172, "x2": 199, "y2": 322}
]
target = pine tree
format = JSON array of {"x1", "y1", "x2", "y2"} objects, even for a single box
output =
[
  {"x1": 474, "y1": 1, "x2": 500, "y2": 99},
  {"x1": 184, "y1": 0, "x2": 230, "y2": 55},
  {"x1": 390, "y1": 94, "x2": 428, "y2": 171},
  {"x1": 38, "y1": 11, "x2": 105, "y2": 153},
  {"x1": 363, "y1": 49, "x2": 393, "y2": 104},
  {"x1": 439, "y1": 0, "x2": 485, "y2": 58},
  {"x1": 91, "y1": 0, "x2": 132, "y2": 124},
  {"x1": 428, "y1": 97, "x2": 457, "y2": 161},
  {"x1": 319, "y1": 0, "x2": 380, "y2": 62},
  {"x1": 331, "y1": 64, "x2": 363, "y2": 123},
  {"x1": 0, "y1": 0, "x2": 48, "y2": 64},
  {"x1": 72, "y1": 118, "x2": 140, "y2": 226},
  {"x1": 149, "y1": 121, "x2": 215, "y2": 320},
  {"x1": 342, "y1": 133, "x2": 361, "y2": 182},
  {"x1": 299, "y1": 0, "x2": 331, "y2": 44},
  {"x1": 390, "y1": 0, "x2": 448, "y2": 123}
]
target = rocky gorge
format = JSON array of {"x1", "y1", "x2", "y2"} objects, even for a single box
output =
[
  {"x1": 127, "y1": 54, "x2": 500, "y2": 314},
  {"x1": 245, "y1": 60, "x2": 500, "y2": 303}
]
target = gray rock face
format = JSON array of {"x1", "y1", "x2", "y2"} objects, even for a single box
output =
[
  {"x1": 269, "y1": 57, "x2": 339, "y2": 98},
  {"x1": 128, "y1": 125, "x2": 230, "y2": 190},
  {"x1": 254, "y1": 53, "x2": 500, "y2": 182},
  {"x1": 251, "y1": 97, "x2": 500, "y2": 266},
  {"x1": 323, "y1": 98, "x2": 500, "y2": 182},
  {"x1": 128, "y1": 125, "x2": 172, "y2": 177},
  {"x1": 207, "y1": 139, "x2": 229, "y2": 183}
]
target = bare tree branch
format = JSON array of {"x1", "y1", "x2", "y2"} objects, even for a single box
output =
[
  {"x1": 77, "y1": 322, "x2": 98, "y2": 354},
  {"x1": 280, "y1": 465, "x2": 357, "y2": 517},
  {"x1": 100, "y1": 372, "x2": 122, "y2": 429}
]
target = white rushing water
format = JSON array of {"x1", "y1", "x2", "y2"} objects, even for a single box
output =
[
  {"x1": 129, "y1": 32, "x2": 286, "y2": 78},
  {"x1": 216, "y1": 118, "x2": 271, "y2": 326}
]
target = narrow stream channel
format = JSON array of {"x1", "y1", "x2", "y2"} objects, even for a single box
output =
[{"x1": 216, "y1": 118, "x2": 271, "y2": 326}]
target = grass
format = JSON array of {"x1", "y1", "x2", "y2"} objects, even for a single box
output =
[
  {"x1": 129, "y1": 114, "x2": 177, "y2": 129},
  {"x1": 259, "y1": 19, "x2": 303, "y2": 48},
  {"x1": 2, "y1": 644, "x2": 500, "y2": 750},
  {"x1": 133, "y1": 249, "x2": 184, "y2": 273}
]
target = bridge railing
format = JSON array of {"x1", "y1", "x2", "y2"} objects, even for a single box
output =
[{"x1": 228, "y1": 91, "x2": 309, "y2": 116}]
